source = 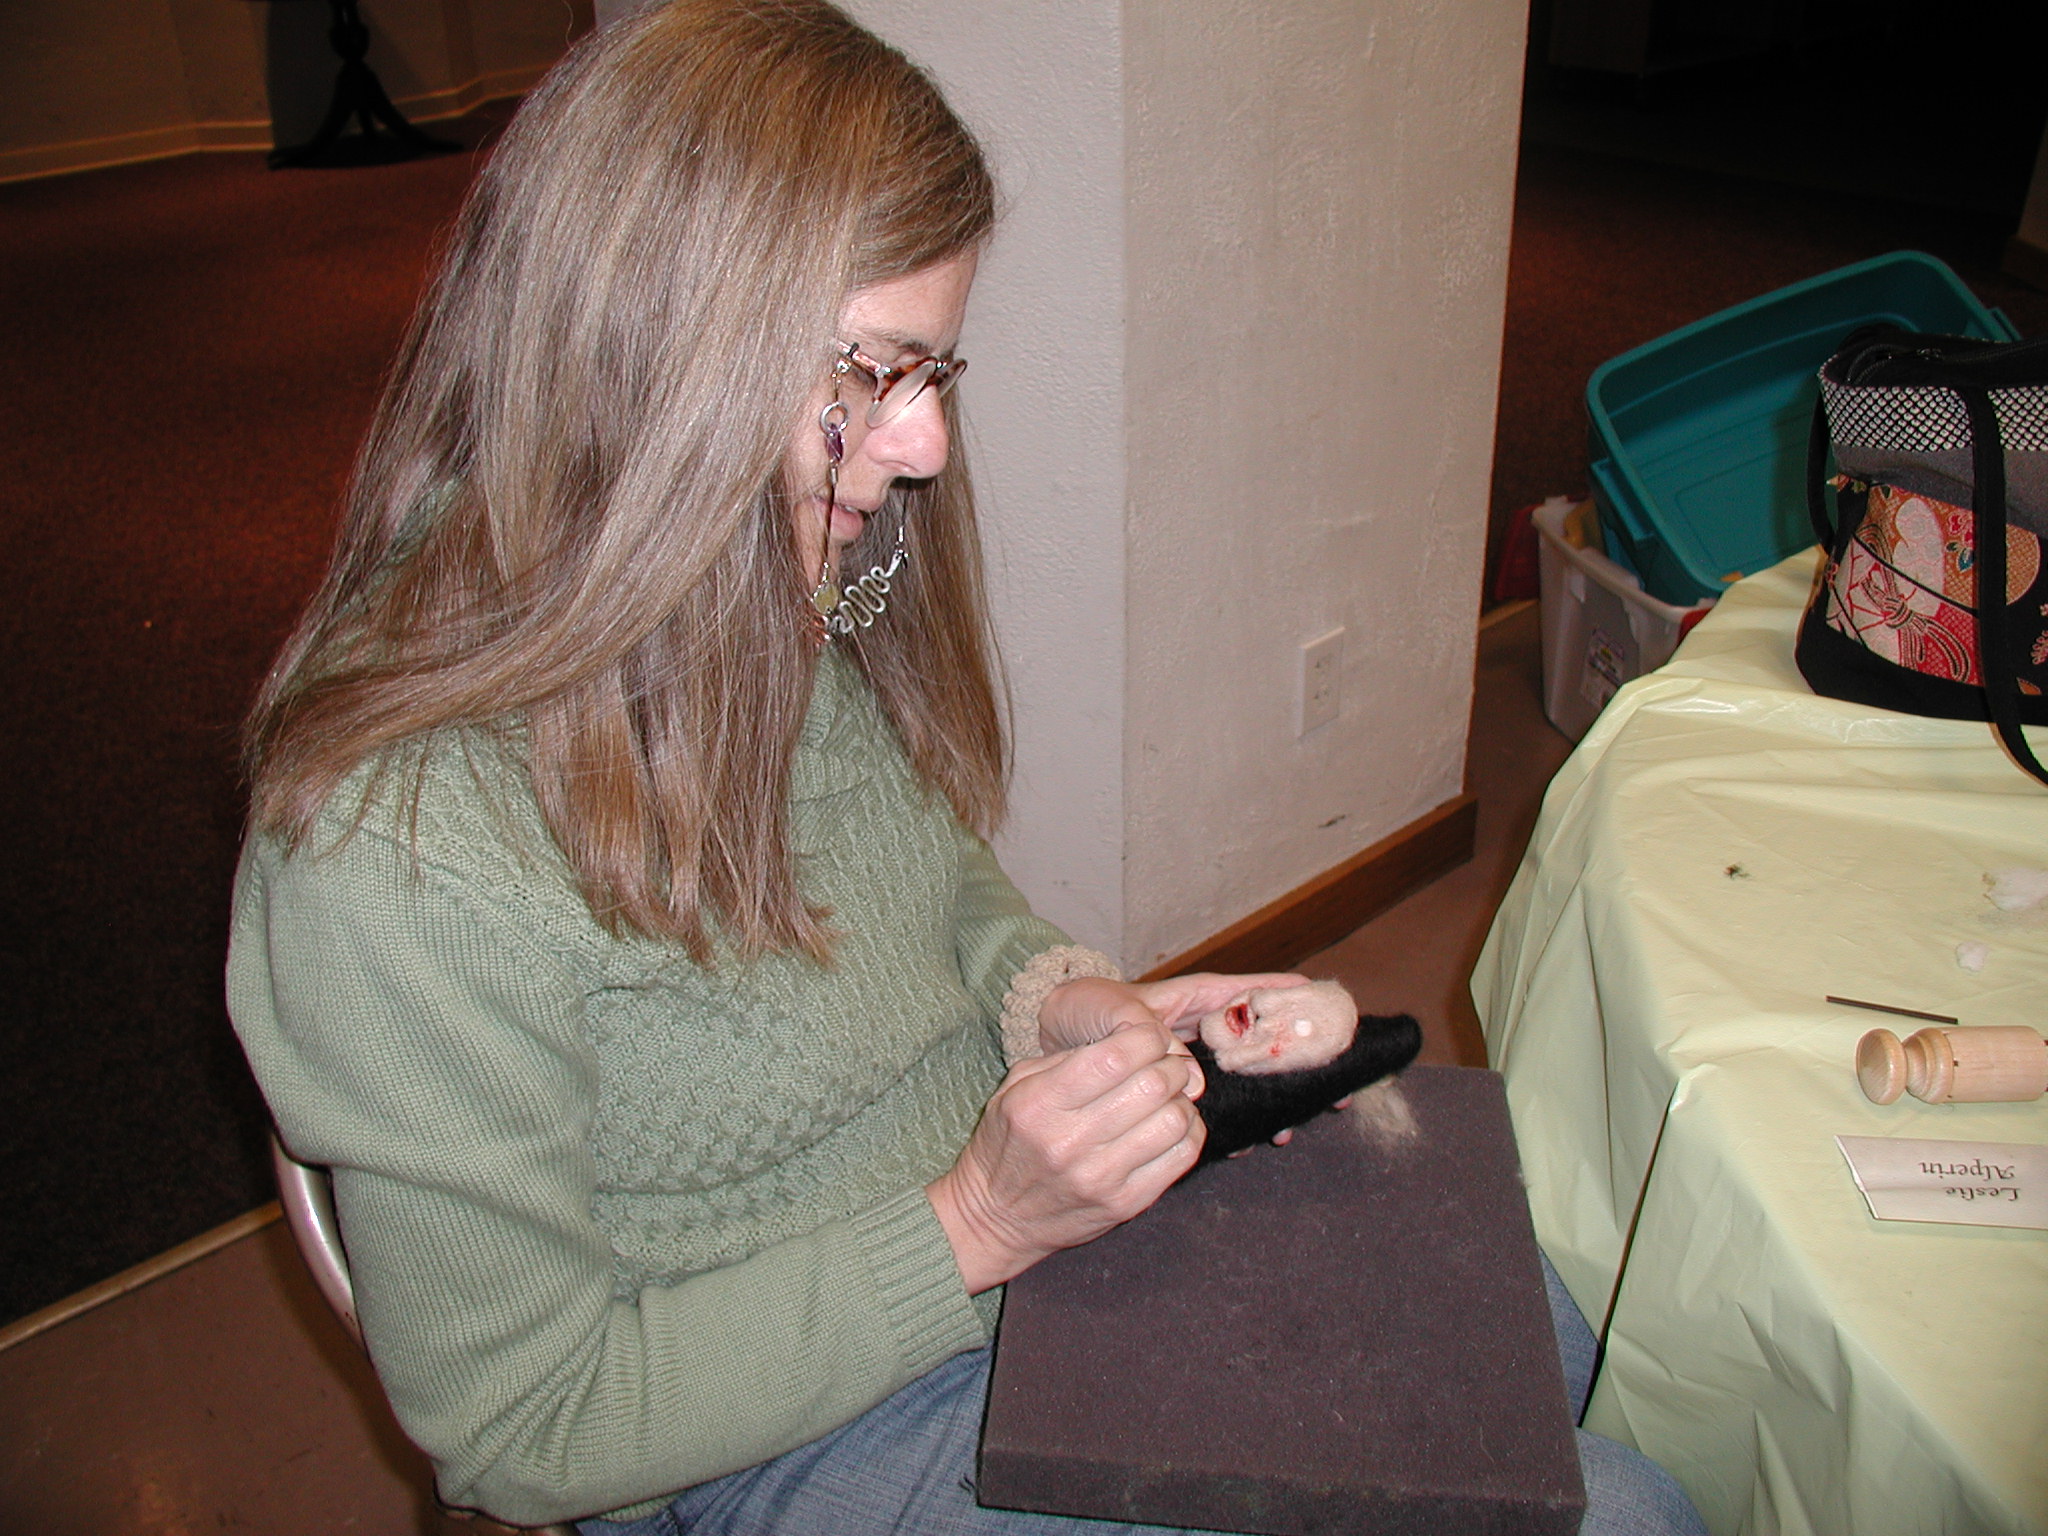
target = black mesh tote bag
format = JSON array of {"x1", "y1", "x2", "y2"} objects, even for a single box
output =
[{"x1": 1798, "y1": 324, "x2": 2048, "y2": 785}]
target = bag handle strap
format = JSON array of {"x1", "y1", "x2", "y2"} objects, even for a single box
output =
[
  {"x1": 1805, "y1": 392, "x2": 1836, "y2": 549},
  {"x1": 1958, "y1": 385, "x2": 2048, "y2": 786}
]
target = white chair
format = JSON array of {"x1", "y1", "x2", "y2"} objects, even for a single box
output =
[{"x1": 269, "y1": 1135, "x2": 582, "y2": 1536}]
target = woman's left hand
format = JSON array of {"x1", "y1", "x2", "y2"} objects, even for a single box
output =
[
  {"x1": 1131, "y1": 971, "x2": 1310, "y2": 1040},
  {"x1": 1037, "y1": 970, "x2": 1310, "y2": 1053}
]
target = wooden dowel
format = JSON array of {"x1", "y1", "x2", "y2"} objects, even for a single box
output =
[{"x1": 1856, "y1": 1026, "x2": 2048, "y2": 1106}]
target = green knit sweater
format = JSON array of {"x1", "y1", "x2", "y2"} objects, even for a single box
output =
[{"x1": 227, "y1": 652, "x2": 1068, "y2": 1525}]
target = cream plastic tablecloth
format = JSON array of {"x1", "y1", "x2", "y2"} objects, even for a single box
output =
[{"x1": 1474, "y1": 550, "x2": 2048, "y2": 1536}]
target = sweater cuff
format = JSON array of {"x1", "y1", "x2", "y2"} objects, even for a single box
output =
[
  {"x1": 997, "y1": 944, "x2": 1123, "y2": 1067},
  {"x1": 846, "y1": 1188, "x2": 991, "y2": 1378}
]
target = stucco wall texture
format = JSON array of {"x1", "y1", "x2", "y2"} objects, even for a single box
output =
[
  {"x1": 852, "y1": 0, "x2": 1525, "y2": 972},
  {"x1": 848, "y1": 0, "x2": 1133, "y2": 952}
]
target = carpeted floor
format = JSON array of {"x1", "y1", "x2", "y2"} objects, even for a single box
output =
[
  {"x1": 3, "y1": 86, "x2": 2045, "y2": 1327},
  {"x1": 0, "y1": 107, "x2": 514, "y2": 1327}
]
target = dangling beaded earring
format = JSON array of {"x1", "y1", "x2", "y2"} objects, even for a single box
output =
[
  {"x1": 808, "y1": 397, "x2": 849, "y2": 642},
  {"x1": 806, "y1": 370, "x2": 913, "y2": 644}
]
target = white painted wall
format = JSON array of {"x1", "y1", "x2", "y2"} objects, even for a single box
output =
[
  {"x1": 846, "y1": 0, "x2": 1132, "y2": 954},
  {"x1": 596, "y1": 0, "x2": 1526, "y2": 970},
  {"x1": 844, "y1": 0, "x2": 1523, "y2": 973},
  {"x1": 1122, "y1": 0, "x2": 1525, "y2": 968}
]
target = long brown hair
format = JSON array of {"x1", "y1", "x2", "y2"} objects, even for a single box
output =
[{"x1": 245, "y1": 0, "x2": 1003, "y2": 961}]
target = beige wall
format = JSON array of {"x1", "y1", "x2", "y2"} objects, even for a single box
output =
[
  {"x1": 844, "y1": 0, "x2": 1525, "y2": 971},
  {"x1": 848, "y1": 0, "x2": 1134, "y2": 951},
  {"x1": 0, "y1": 0, "x2": 594, "y2": 183},
  {"x1": 1121, "y1": 0, "x2": 1522, "y2": 969}
]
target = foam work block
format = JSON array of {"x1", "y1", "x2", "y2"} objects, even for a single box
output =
[{"x1": 977, "y1": 1066, "x2": 1585, "y2": 1536}]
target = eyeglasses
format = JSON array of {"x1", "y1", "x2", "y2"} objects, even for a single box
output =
[{"x1": 833, "y1": 341, "x2": 966, "y2": 427}]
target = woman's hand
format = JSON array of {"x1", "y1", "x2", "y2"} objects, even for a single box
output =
[
  {"x1": 1128, "y1": 970, "x2": 1311, "y2": 1041},
  {"x1": 927, "y1": 1019, "x2": 1205, "y2": 1294},
  {"x1": 1035, "y1": 976, "x2": 1172, "y2": 1053},
  {"x1": 1036, "y1": 971, "x2": 1311, "y2": 1053}
]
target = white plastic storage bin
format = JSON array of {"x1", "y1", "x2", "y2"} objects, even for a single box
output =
[{"x1": 1534, "y1": 496, "x2": 1712, "y2": 741}]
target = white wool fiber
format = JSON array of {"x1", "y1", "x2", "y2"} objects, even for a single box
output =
[{"x1": 1985, "y1": 868, "x2": 2048, "y2": 912}]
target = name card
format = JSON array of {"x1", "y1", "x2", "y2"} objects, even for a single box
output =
[{"x1": 1836, "y1": 1136, "x2": 2048, "y2": 1230}]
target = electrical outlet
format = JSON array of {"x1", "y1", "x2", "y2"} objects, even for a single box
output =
[{"x1": 1297, "y1": 627, "x2": 1343, "y2": 736}]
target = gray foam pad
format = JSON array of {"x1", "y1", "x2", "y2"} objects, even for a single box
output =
[{"x1": 977, "y1": 1066, "x2": 1586, "y2": 1535}]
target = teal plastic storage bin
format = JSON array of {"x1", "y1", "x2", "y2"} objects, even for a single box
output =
[{"x1": 1588, "y1": 251, "x2": 2018, "y2": 605}]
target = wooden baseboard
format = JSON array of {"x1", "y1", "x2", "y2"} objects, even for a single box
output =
[
  {"x1": 0, "y1": 64, "x2": 548, "y2": 186},
  {"x1": 1138, "y1": 793, "x2": 1477, "y2": 981},
  {"x1": 0, "y1": 1203, "x2": 280, "y2": 1354}
]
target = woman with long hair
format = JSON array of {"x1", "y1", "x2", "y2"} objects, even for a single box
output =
[{"x1": 229, "y1": 4, "x2": 1705, "y2": 1532}]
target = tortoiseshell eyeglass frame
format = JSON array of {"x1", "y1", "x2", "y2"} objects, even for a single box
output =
[{"x1": 833, "y1": 341, "x2": 967, "y2": 427}]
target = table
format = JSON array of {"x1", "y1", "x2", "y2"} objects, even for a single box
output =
[{"x1": 1473, "y1": 550, "x2": 2048, "y2": 1536}]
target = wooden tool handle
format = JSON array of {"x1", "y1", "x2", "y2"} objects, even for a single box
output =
[{"x1": 1857, "y1": 1026, "x2": 2048, "y2": 1105}]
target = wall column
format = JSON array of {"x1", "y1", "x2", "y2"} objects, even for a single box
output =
[{"x1": 850, "y1": 0, "x2": 1524, "y2": 976}]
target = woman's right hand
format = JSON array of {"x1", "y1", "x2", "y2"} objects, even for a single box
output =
[{"x1": 926, "y1": 1018, "x2": 1205, "y2": 1294}]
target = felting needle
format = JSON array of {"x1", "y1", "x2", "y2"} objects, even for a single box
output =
[{"x1": 1825, "y1": 995, "x2": 1959, "y2": 1025}]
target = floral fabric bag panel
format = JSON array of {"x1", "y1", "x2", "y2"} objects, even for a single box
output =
[{"x1": 1822, "y1": 481, "x2": 2047, "y2": 687}]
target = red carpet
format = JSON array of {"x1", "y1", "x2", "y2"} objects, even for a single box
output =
[{"x1": 0, "y1": 109, "x2": 510, "y2": 1326}]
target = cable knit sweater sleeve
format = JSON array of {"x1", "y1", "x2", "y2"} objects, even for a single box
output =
[
  {"x1": 950, "y1": 822, "x2": 1075, "y2": 1036},
  {"x1": 231, "y1": 822, "x2": 989, "y2": 1526}
]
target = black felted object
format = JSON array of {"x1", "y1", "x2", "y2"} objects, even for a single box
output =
[
  {"x1": 1186, "y1": 1011, "x2": 1422, "y2": 1163},
  {"x1": 978, "y1": 1065, "x2": 1586, "y2": 1536}
]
